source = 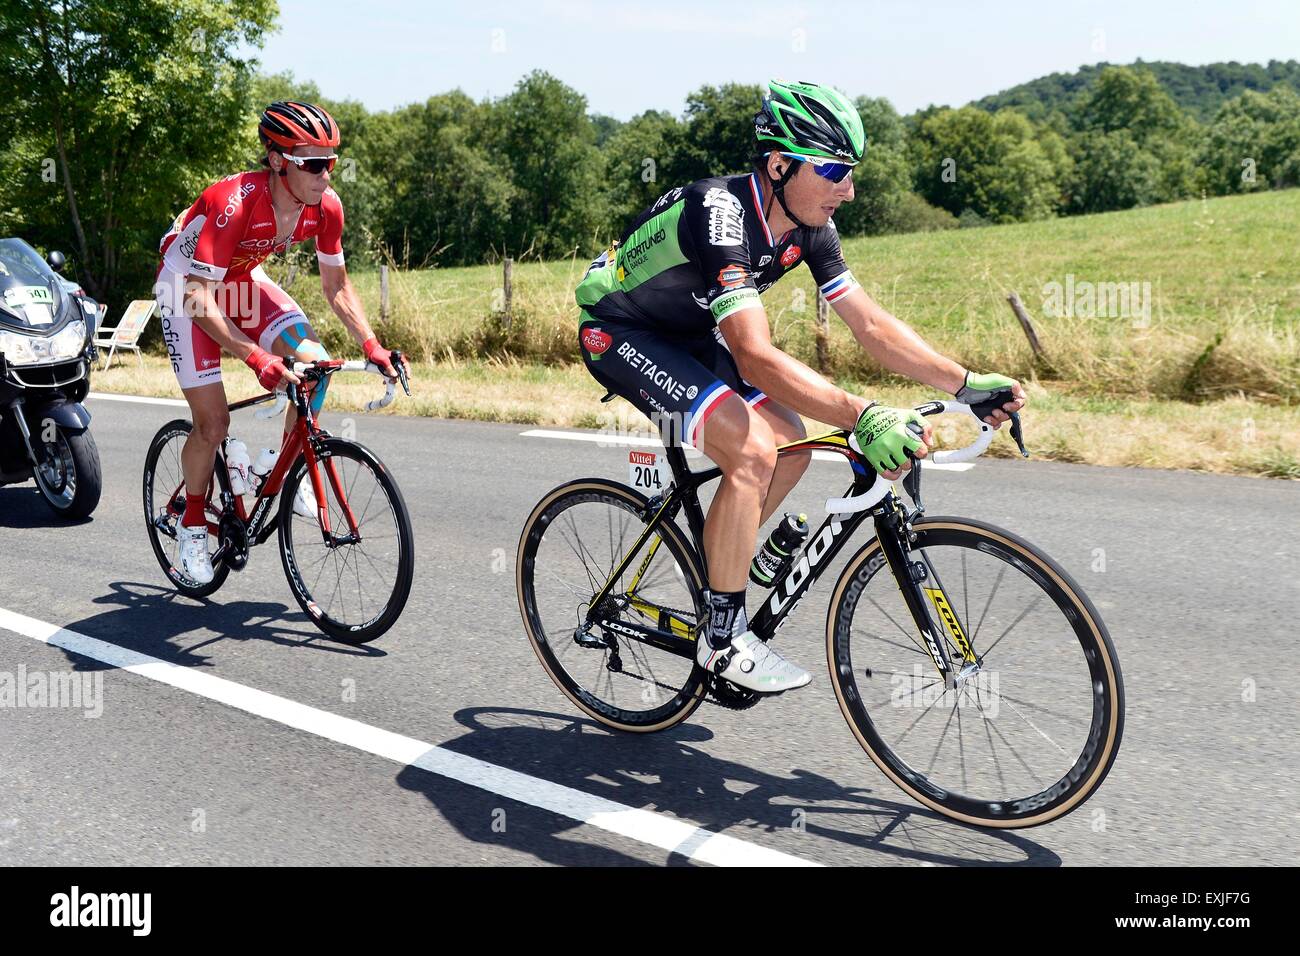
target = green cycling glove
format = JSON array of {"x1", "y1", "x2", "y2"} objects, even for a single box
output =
[
  {"x1": 851, "y1": 403, "x2": 927, "y2": 473},
  {"x1": 954, "y1": 370, "x2": 1017, "y2": 405}
]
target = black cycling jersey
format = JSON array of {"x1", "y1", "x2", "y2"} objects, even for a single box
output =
[{"x1": 576, "y1": 173, "x2": 859, "y2": 336}]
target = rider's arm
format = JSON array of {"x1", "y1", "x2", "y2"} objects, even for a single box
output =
[
  {"x1": 830, "y1": 288, "x2": 966, "y2": 394},
  {"x1": 832, "y1": 290, "x2": 1026, "y2": 426},
  {"x1": 719, "y1": 306, "x2": 868, "y2": 430},
  {"x1": 316, "y1": 192, "x2": 407, "y2": 378},
  {"x1": 319, "y1": 262, "x2": 375, "y2": 347},
  {"x1": 183, "y1": 277, "x2": 261, "y2": 363}
]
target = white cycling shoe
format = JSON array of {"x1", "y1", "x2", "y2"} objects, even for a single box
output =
[
  {"x1": 696, "y1": 629, "x2": 812, "y2": 693},
  {"x1": 293, "y1": 478, "x2": 319, "y2": 518},
  {"x1": 177, "y1": 523, "x2": 215, "y2": 585}
]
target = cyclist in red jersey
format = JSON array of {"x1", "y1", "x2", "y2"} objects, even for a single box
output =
[{"x1": 154, "y1": 101, "x2": 410, "y2": 585}]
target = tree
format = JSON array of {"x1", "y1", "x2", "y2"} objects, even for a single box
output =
[
  {"x1": 1198, "y1": 87, "x2": 1300, "y2": 193},
  {"x1": 601, "y1": 110, "x2": 685, "y2": 236},
  {"x1": 675, "y1": 83, "x2": 765, "y2": 181},
  {"x1": 911, "y1": 108, "x2": 1065, "y2": 223},
  {"x1": 492, "y1": 70, "x2": 608, "y2": 258},
  {"x1": 0, "y1": 0, "x2": 278, "y2": 299},
  {"x1": 1070, "y1": 66, "x2": 1198, "y2": 206},
  {"x1": 1067, "y1": 130, "x2": 1162, "y2": 213},
  {"x1": 370, "y1": 94, "x2": 515, "y2": 267}
]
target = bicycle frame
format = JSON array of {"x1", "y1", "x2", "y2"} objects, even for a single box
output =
[
  {"x1": 581, "y1": 430, "x2": 965, "y2": 686},
  {"x1": 163, "y1": 373, "x2": 362, "y2": 559}
]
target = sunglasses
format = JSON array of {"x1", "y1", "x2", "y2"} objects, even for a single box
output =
[
  {"x1": 779, "y1": 152, "x2": 854, "y2": 183},
  {"x1": 281, "y1": 153, "x2": 338, "y2": 175}
]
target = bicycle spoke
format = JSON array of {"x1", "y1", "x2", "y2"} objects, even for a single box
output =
[
  {"x1": 978, "y1": 594, "x2": 1044, "y2": 660},
  {"x1": 972, "y1": 563, "x2": 1008, "y2": 644},
  {"x1": 867, "y1": 596, "x2": 930, "y2": 656}
]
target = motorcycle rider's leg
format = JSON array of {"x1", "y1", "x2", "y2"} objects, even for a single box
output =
[{"x1": 180, "y1": 382, "x2": 231, "y2": 513}]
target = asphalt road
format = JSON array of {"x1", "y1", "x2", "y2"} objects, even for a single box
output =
[{"x1": 1, "y1": 393, "x2": 1296, "y2": 866}]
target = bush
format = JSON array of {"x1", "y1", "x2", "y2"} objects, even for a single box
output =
[{"x1": 885, "y1": 193, "x2": 958, "y2": 234}]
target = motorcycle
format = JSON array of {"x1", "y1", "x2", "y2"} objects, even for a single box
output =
[{"x1": 0, "y1": 238, "x2": 102, "y2": 519}]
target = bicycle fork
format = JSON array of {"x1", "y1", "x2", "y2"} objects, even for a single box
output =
[{"x1": 873, "y1": 502, "x2": 979, "y2": 691}]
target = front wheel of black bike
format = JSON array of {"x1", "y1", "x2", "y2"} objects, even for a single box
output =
[
  {"x1": 826, "y1": 516, "x2": 1124, "y2": 828},
  {"x1": 517, "y1": 479, "x2": 709, "y2": 732}
]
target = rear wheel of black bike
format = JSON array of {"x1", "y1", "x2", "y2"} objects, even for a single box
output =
[
  {"x1": 517, "y1": 479, "x2": 709, "y2": 732},
  {"x1": 278, "y1": 438, "x2": 414, "y2": 644},
  {"x1": 826, "y1": 516, "x2": 1124, "y2": 828}
]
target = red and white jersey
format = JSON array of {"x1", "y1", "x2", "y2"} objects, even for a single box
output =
[{"x1": 159, "y1": 170, "x2": 345, "y2": 281}]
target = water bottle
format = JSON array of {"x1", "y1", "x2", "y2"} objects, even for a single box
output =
[
  {"x1": 249, "y1": 447, "x2": 279, "y2": 496},
  {"x1": 224, "y1": 439, "x2": 251, "y2": 496},
  {"x1": 750, "y1": 512, "x2": 809, "y2": 587}
]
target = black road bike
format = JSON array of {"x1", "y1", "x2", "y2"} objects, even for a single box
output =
[{"x1": 517, "y1": 395, "x2": 1124, "y2": 828}]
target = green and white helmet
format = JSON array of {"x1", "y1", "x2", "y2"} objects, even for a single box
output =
[{"x1": 754, "y1": 79, "x2": 865, "y2": 165}]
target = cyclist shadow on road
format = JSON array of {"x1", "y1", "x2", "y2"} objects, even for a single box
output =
[
  {"x1": 395, "y1": 706, "x2": 1062, "y2": 867},
  {"x1": 50, "y1": 581, "x2": 385, "y2": 671}
]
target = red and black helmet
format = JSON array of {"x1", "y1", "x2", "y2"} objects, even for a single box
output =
[{"x1": 258, "y1": 101, "x2": 340, "y2": 152}]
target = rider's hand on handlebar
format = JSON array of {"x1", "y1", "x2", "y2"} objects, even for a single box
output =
[
  {"x1": 851, "y1": 404, "x2": 933, "y2": 481},
  {"x1": 245, "y1": 346, "x2": 301, "y2": 390},
  {"x1": 362, "y1": 337, "x2": 410, "y2": 382},
  {"x1": 955, "y1": 371, "x2": 1026, "y2": 428}
]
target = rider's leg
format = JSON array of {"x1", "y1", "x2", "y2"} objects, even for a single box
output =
[
  {"x1": 695, "y1": 397, "x2": 810, "y2": 690},
  {"x1": 158, "y1": 267, "x2": 229, "y2": 526},
  {"x1": 269, "y1": 320, "x2": 331, "y2": 438},
  {"x1": 697, "y1": 395, "x2": 776, "y2": 595},
  {"x1": 180, "y1": 382, "x2": 230, "y2": 523},
  {"x1": 751, "y1": 400, "x2": 810, "y2": 525}
]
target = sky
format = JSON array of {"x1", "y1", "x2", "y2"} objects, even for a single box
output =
[{"x1": 257, "y1": 0, "x2": 1300, "y2": 118}]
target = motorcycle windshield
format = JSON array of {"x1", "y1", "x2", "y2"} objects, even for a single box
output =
[{"x1": 0, "y1": 238, "x2": 70, "y2": 331}]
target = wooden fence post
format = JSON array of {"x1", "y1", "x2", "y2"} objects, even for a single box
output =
[
  {"x1": 380, "y1": 264, "x2": 389, "y2": 323},
  {"x1": 815, "y1": 290, "x2": 831, "y2": 373},
  {"x1": 1006, "y1": 291, "x2": 1045, "y2": 360},
  {"x1": 503, "y1": 257, "x2": 514, "y2": 327}
]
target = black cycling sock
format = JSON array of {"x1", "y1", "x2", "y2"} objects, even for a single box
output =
[{"x1": 707, "y1": 589, "x2": 748, "y2": 650}]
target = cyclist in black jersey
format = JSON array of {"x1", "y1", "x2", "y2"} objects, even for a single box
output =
[{"x1": 576, "y1": 80, "x2": 1026, "y2": 693}]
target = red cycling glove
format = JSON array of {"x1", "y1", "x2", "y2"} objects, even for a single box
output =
[
  {"x1": 362, "y1": 337, "x2": 394, "y2": 374},
  {"x1": 245, "y1": 347, "x2": 290, "y2": 392}
]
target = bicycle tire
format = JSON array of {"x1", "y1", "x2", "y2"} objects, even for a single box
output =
[
  {"x1": 826, "y1": 516, "x2": 1124, "y2": 828},
  {"x1": 517, "y1": 478, "x2": 709, "y2": 732},
  {"x1": 142, "y1": 418, "x2": 230, "y2": 598},
  {"x1": 277, "y1": 437, "x2": 414, "y2": 643}
]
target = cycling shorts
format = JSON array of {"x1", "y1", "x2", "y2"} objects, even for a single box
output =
[
  {"x1": 154, "y1": 264, "x2": 311, "y2": 390},
  {"x1": 578, "y1": 313, "x2": 769, "y2": 447}
]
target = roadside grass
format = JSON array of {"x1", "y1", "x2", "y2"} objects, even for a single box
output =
[{"x1": 94, "y1": 355, "x2": 1299, "y2": 478}]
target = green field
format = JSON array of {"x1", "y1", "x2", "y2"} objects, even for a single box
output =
[
  {"x1": 270, "y1": 188, "x2": 1299, "y2": 405},
  {"x1": 106, "y1": 189, "x2": 1299, "y2": 478}
]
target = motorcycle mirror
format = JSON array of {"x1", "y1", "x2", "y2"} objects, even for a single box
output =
[{"x1": 47, "y1": 250, "x2": 66, "y2": 273}]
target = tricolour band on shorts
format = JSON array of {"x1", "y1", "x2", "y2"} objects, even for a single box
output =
[{"x1": 686, "y1": 380, "x2": 733, "y2": 447}]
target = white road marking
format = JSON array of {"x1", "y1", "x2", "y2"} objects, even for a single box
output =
[
  {"x1": 521, "y1": 428, "x2": 975, "y2": 470},
  {"x1": 88, "y1": 392, "x2": 188, "y2": 407},
  {"x1": 0, "y1": 607, "x2": 819, "y2": 868}
]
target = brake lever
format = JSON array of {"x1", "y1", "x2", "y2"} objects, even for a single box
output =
[
  {"x1": 903, "y1": 421, "x2": 924, "y2": 513},
  {"x1": 390, "y1": 349, "x2": 411, "y2": 396},
  {"x1": 1009, "y1": 411, "x2": 1029, "y2": 458}
]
